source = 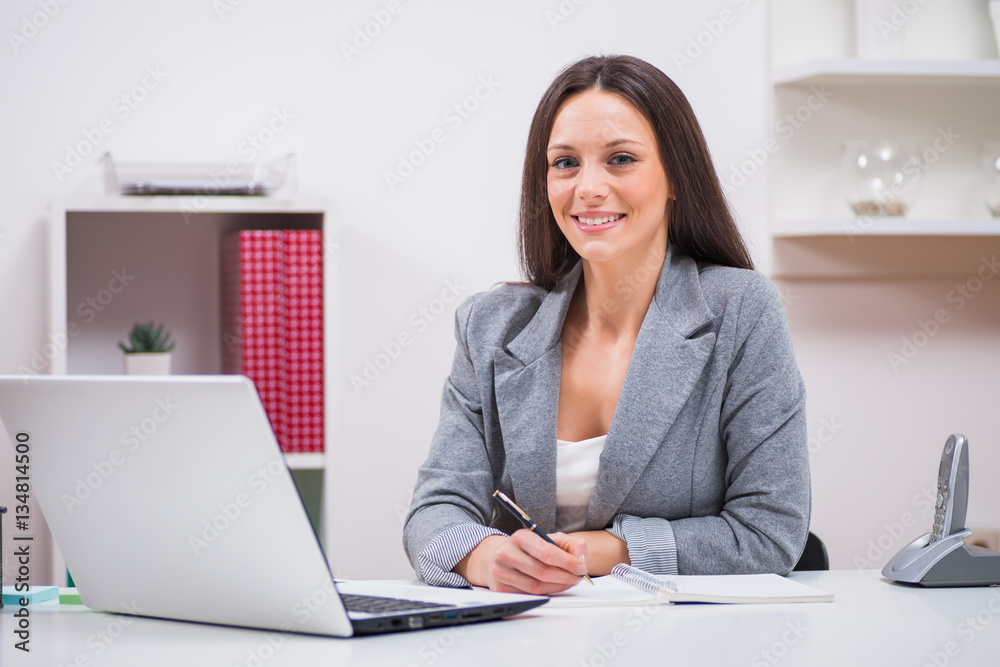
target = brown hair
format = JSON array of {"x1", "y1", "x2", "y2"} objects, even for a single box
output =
[{"x1": 517, "y1": 55, "x2": 754, "y2": 289}]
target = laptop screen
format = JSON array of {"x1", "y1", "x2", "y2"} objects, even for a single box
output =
[{"x1": 0, "y1": 375, "x2": 353, "y2": 636}]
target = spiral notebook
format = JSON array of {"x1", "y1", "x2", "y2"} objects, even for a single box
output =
[{"x1": 547, "y1": 564, "x2": 833, "y2": 608}]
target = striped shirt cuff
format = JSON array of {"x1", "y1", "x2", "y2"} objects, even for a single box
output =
[
  {"x1": 608, "y1": 514, "x2": 679, "y2": 575},
  {"x1": 416, "y1": 524, "x2": 507, "y2": 588}
]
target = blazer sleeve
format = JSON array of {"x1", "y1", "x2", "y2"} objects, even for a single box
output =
[
  {"x1": 402, "y1": 294, "x2": 506, "y2": 587},
  {"x1": 611, "y1": 275, "x2": 810, "y2": 576}
]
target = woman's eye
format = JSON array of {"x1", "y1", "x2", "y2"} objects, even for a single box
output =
[
  {"x1": 609, "y1": 154, "x2": 637, "y2": 166},
  {"x1": 551, "y1": 157, "x2": 578, "y2": 169}
]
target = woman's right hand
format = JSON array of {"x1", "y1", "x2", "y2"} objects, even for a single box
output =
[{"x1": 453, "y1": 530, "x2": 589, "y2": 595}]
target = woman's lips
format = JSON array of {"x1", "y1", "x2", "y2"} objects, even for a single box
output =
[{"x1": 572, "y1": 213, "x2": 625, "y2": 232}]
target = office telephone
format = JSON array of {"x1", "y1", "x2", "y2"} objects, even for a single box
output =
[{"x1": 883, "y1": 434, "x2": 1000, "y2": 587}]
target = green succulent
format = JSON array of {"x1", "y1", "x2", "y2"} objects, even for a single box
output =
[{"x1": 118, "y1": 321, "x2": 176, "y2": 354}]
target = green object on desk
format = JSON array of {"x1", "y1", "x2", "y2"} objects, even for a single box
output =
[
  {"x1": 0, "y1": 506, "x2": 5, "y2": 608},
  {"x1": 2, "y1": 585, "x2": 59, "y2": 605},
  {"x1": 59, "y1": 588, "x2": 84, "y2": 605}
]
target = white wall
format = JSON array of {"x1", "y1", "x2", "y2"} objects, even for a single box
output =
[
  {"x1": 0, "y1": 0, "x2": 770, "y2": 582},
  {"x1": 780, "y1": 275, "x2": 1000, "y2": 570},
  {"x1": 11, "y1": 0, "x2": 995, "y2": 583}
]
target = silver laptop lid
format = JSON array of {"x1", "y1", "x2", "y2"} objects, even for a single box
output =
[{"x1": 0, "y1": 375, "x2": 354, "y2": 636}]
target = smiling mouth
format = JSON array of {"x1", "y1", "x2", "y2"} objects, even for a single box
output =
[{"x1": 573, "y1": 214, "x2": 625, "y2": 226}]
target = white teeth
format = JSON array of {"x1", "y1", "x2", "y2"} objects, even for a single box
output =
[{"x1": 577, "y1": 214, "x2": 623, "y2": 225}]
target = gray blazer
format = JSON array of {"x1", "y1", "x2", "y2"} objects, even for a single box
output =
[{"x1": 403, "y1": 246, "x2": 810, "y2": 585}]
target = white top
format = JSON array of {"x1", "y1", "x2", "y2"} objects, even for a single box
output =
[{"x1": 554, "y1": 434, "x2": 607, "y2": 532}]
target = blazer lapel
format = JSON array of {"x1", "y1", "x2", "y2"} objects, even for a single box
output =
[
  {"x1": 586, "y1": 247, "x2": 716, "y2": 529},
  {"x1": 493, "y1": 263, "x2": 582, "y2": 532}
]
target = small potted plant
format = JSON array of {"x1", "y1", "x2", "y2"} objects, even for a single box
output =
[{"x1": 119, "y1": 321, "x2": 176, "y2": 375}]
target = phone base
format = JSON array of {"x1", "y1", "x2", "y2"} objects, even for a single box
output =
[{"x1": 882, "y1": 531, "x2": 1000, "y2": 587}]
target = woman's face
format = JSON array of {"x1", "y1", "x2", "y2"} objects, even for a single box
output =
[{"x1": 546, "y1": 89, "x2": 671, "y2": 269}]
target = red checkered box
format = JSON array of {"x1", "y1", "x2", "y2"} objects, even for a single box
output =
[{"x1": 220, "y1": 229, "x2": 323, "y2": 453}]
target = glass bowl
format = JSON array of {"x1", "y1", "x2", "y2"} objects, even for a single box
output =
[{"x1": 841, "y1": 140, "x2": 921, "y2": 217}]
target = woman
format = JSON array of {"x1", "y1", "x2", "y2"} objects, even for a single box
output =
[{"x1": 403, "y1": 55, "x2": 810, "y2": 595}]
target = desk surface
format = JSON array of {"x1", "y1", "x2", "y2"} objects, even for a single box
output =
[{"x1": 4, "y1": 570, "x2": 1000, "y2": 666}]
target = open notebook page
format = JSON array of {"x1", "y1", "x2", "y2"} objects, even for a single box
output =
[{"x1": 546, "y1": 573, "x2": 833, "y2": 608}]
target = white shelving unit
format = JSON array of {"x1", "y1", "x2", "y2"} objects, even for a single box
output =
[
  {"x1": 768, "y1": 58, "x2": 1000, "y2": 271},
  {"x1": 760, "y1": 0, "x2": 1000, "y2": 572},
  {"x1": 773, "y1": 217, "x2": 1000, "y2": 238},
  {"x1": 47, "y1": 194, "x2": 338, "y2": 582},
  {"x1": 772, "y1": 58, "x2": 1000, "y2": 88},
  {"x1": 282, "y1": 453, "x2": 326, "y2": 470}
]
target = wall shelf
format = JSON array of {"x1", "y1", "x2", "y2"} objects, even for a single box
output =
[
  {"x1": 284, "y1": 453, "x2": 326, "y2": 470},
  {"x1": 59, "y1": 195, "x2": 326, "y2": 214},
  {"x1": 773, "y1": 218, "x2": 1000, "y2": 238},
  {"x1": 769, "y1": 55, "x2": 1000, "y2": 266},
  {"x1": 772, "y1": 58, "x2": 1000, "y2": 88}
]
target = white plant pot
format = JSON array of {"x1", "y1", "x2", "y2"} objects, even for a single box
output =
[{"x1": 124, "y1": 352, "x2": 172, "y2": 375}]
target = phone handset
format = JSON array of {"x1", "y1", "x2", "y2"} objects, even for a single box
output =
[
  {"x1": 884, "y1": 434, "x2": 1000, "y2": 587},
  {"x1": 930, "y1": 434, "x2": 969, "y2": 543}
]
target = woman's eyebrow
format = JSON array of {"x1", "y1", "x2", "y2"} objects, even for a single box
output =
[{"x1": 546, "y1": 138, "x2": 644, "y2": 152}]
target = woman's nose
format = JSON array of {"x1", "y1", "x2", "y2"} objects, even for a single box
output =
[{"x1": 576, "y1": 161, "x2": 608, "y2": 200}]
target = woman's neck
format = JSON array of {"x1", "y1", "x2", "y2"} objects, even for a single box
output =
[{"x1": 569, "y1": 245, "x2": 666, "y2": 342}]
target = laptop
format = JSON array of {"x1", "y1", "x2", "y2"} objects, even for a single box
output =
[{"x1": 0, "y1": 375, "x2": 546, "y2": 636}]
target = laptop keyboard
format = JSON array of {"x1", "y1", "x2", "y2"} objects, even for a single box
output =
[{"x1": 341, "y1": 594, "x2": 456, "y2": 614}]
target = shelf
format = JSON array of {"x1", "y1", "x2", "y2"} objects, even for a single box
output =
[
  {"x1": 61, "y1": 195, "x2": 326, "y2": 215},
  {"x1": 773, "y1": 218, "x2": 1000, "y2": 238},
  {"x1": 284, "y1": 453, "x2": 325, "y2": 470},
  {"x1": 772, "y1": 58, "x2": 1000, "y2": 88},
  {"x1": 771, "y1": 233, "x2": 1000, "y2": 278},
  {"x1": 46, "y1": 196, "x2": 337, "y2": 583}
]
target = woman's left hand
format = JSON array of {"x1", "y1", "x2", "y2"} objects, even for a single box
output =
[{"x1": 566, "y1": 530, "x2": 630, "y2": 576}]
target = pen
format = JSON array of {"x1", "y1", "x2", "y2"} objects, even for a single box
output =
[{"x1": 492, "y1": 490, "x2": 594, "y2": 585}]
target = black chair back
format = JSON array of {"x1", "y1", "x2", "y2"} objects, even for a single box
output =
[{"x1": 793, "y1": 531, "x2": 829, "y2": 571}]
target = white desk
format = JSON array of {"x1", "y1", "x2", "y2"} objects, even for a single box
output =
[{"x1": 4, "y1": 571, "x2": 1000, "y2": 666}]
